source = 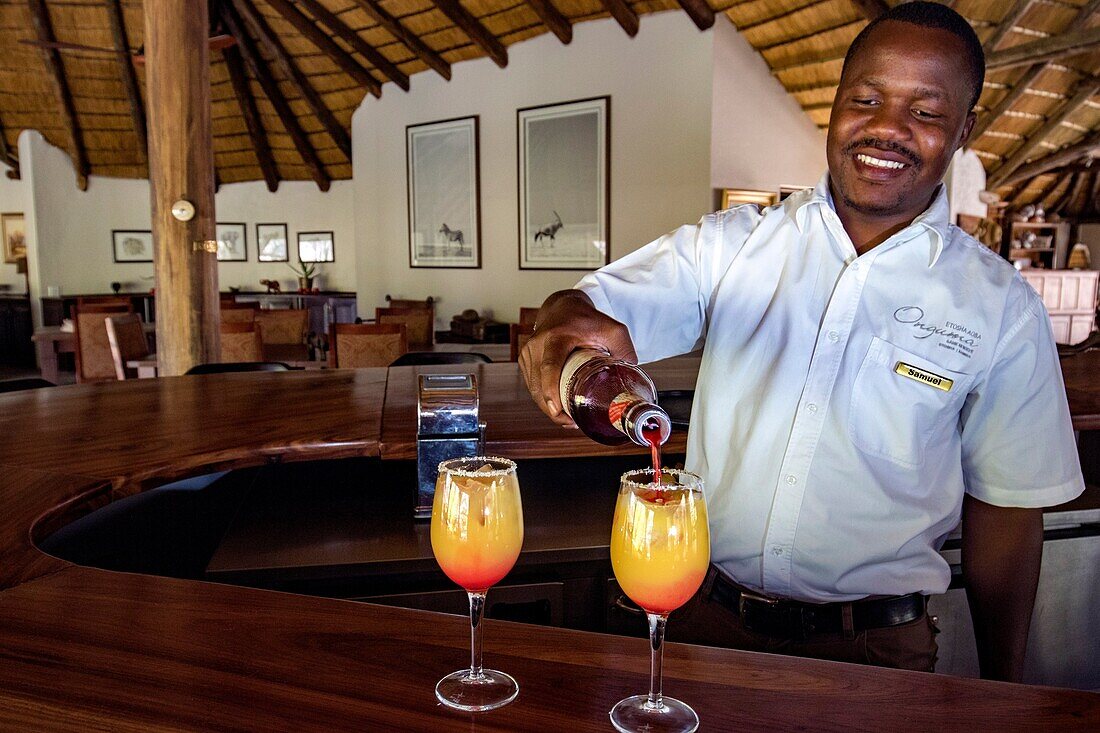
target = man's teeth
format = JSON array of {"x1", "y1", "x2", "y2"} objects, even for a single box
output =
[{"x1": 857, "y1": 154, "x2": 907, "y2": 170}]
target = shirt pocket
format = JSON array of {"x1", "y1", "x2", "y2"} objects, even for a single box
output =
[{"x1": 848, "y1": 337, "x2": 975, "y2": 468}]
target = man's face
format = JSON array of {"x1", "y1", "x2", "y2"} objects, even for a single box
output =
[{"x1": 826, "y1": 21, "x2": 977, "y2": 223}]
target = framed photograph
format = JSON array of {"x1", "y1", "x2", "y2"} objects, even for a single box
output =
[
  {"x1": 2, "y1": 212, "x2": 25, "y2": 263},
  {"x1": 298, "y1": 231, "x2": 335, "y2": 263},
  {"x1": 256, "y1": 223, "x2": 288, "y2": 262},
  {"x1": 406, "y1": 115, "x2": 481, "y2": 269},
  {"x1": 518, "y1": 96, "x2": 609, "y2": 271},
  {"x1": 111, "y1": 230, "x2": 153, "y2": 263},
  {"x1": 216, "y1": 222, "x2": 247, "y2": 262},
  {"x1": 721, "y1": 188, "x2": 778, "y2": 209}
]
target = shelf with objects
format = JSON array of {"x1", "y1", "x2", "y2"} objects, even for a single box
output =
[{"x1": 1005, "y1": 217, "x2": 1071, "y2": 270}]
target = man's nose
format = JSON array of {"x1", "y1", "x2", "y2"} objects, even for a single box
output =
[{"x1": 864, "y1": 101, "x2": 912, "y2": 141}]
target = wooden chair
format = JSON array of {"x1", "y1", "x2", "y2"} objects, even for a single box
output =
[
  {"x1": 385, "y1": 294, "x2": 434, "y2": 312},
  {"x1": 73, "y1": 305, "x2": 132, "y2": 382},
  {"x1": 220, "y1": 302, "x2": 260, "y2": 323},
  {"x1": 376, "y1": 307, "x2": 433, "y2": 350},
  {"x1": 510, "y1": 323, "x2": 535, "y2": 362},
  {"x1": 519, "y1": 307, "x2": 539, "y2": 329},
  {"x1": 74, "y1": 297, "x2": 133, "y2": 318},
  {"x1": 220, "y1": 321, "x2": 264, "y2": 363},
  {"x1": 105, "y1": 313, "x2": 151, "y2": 380},
  {"x1": 329, "y1": 323, "x2": 407, "y2": 368},
  {"x1": 255, "y1": 309, "x2": 308, "y2": 345}
]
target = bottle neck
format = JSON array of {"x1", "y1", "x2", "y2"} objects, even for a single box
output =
[{"x1": 618, "y1": 400, "x2": 672, "y2": 447}]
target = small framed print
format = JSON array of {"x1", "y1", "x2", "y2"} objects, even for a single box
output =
[
  {"x1": 216, "y1": 222, "x2": 247, "y2": 262},
  {"x1": 2, "y1": 212, "x2": 25, "y2": 263},
  {"x1": 256, "y1": 223, "x2": 288, "y2": 262},
  {"x1": 407, "y1": 115, "x2": 481, "y2": 269},
  {"x1": 518, "y1": 96, "x2": 610, "y2": 271},
  {"x1": 298, "y1": 231, "x2": 334, "y2": 262},
  {"x1": 720, "y1": 189, "x2": 778, "y2": 209},
  {"x1": 112, "y1": 230, "x2": 153, "y2": 263}
]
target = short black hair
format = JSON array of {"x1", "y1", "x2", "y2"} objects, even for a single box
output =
[{"x1": 841, "y1": 1, "x2": 985, "y2": 110}]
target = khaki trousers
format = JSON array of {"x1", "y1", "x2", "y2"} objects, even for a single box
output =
[{"x1": 666, "y1": 573, "x2": 940, "y2": 673}]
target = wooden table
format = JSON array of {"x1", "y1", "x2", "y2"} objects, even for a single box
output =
[
  {"x1": 0, "y1": 369, "x2": 1096, "y2": 730},
  {"x1": 1062, "y1": 350, "x2": 1100, "y2": 431}
]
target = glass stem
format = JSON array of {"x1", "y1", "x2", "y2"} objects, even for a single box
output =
[
  {"x1": 468, "y1": 591, "x2": 486, "y2": 680},
  {"x1": 646, "y1": 612, "x2": 667, "y2": 710}
]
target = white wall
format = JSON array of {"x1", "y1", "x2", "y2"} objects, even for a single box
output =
[
  {"x1": 0, "y1": 12, "x2": 830, "y2": 329},
  {"x1": 709, "y1": 15, "x2": 826, "y2": 193},
  {"x1": 0, "y1": 159, "x2": 29, "y2": 294},
  {"x1": 354, "y1": 13, "x2": 718, "y2": 326},
  {"x1": 19, "y1": 131, "x2": 357, "y2": 310}
]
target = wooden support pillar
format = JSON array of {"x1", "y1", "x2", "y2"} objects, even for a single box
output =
[{"x1": 144, "y1": 0, "x2": 218, "y2": 376}]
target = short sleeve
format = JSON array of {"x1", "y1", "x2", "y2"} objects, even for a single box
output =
[
  {"x1": 960, "y1": 287, "x2": 1084, "y2": 508},
  {"x1": 575, "y1": 206, "x2": 761, "y2": 363}
]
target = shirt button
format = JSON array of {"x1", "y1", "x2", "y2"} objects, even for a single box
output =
[
  {"x1": 827, "y1": 331, "x2": 840, "y2": 342},
  {"x1": 806, "y1": 403, "x2": 818, "y2": 413},
  {"x1": 772, "y1": 546, "x2": 784, "y2": 556},
  {"x1": 786, "y1": 474, "x2": 798, "y2": 485}
]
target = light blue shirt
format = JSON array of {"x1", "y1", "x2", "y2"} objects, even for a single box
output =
[{"x1": 577, "y1": 173, "x2": 1084, "y2": 602}]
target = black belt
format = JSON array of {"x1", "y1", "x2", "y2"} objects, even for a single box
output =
[{"x1": 710, "y1": 572, "x2": 925, "y2": 640}]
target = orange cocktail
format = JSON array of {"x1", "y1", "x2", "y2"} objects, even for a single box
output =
[
  {"x1": 430, "y1": 462, "x2": 523, "y2": 592},
  {"x1": 611, "y1": 481, "x2": 709, "y2": 614}
]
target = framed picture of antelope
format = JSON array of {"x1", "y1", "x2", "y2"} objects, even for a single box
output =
[
  {"x1": 518, "y1": 96, "x2": 610, "y2": 270},
  {"x1": 406, "y1": 115, "x2": 481, "y2": 269}
]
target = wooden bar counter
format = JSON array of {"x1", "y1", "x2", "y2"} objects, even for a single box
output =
[{"x1": 0, "y1": 366, "x2": 1097, "y2": 731}]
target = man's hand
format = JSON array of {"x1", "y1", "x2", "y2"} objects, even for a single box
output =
[
  {"x1": 962, "y1": 494, "x2": 1044, "y2": 682},
  {"x1": 518, "y1": 289, "x2": 638, "y2": 428}
]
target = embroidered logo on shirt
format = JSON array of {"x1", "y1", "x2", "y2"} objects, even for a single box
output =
[
  {"x1": 894, "y1": 361, "x2": 953, "y2": 391},
  {"x1": 893, "y1": 306, "x2": 981, "y2": 359}
]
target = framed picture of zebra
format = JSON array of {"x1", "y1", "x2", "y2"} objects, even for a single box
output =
[
  {"x1": 406, "y1": 115, "x2": 481, "y2": 269},
  {"x1": 517, "y1": 96, "x2": 610, "y2": 270}
]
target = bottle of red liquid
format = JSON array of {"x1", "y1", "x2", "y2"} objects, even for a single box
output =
[{"x1": 558, "y1": 349, "x2": 672, "y2": 451}]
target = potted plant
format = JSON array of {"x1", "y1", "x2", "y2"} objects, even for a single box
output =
[{"x1": 289, "y1": 260, "x2": 317, "y2": 292}]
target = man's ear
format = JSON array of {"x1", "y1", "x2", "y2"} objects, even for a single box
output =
[{"x1": 957, "y1": 111, "x2": 977, "y2": 151}]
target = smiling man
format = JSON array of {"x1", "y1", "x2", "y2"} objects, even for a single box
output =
[{"x1": 520, "y1": 2, "x2": 1084, "y2": 680}]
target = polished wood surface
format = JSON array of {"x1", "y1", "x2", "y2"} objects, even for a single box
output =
[
  {"x1": 380, "y1": 358, "x2": 699, "y2": 460},
  {"x1": 0, "y1": 367, "x2": 1097, "y2": 729},
  {"x1": 145, "y1": 0, "x2": 219, "y2": 376}
]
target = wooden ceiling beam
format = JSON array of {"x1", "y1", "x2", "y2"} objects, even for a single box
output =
[
  {"x1": 222, "y1": 45, "x2": 279, "y2": 193},
  {"x1": 599, "y1": 0, "x2": 639, "y2": 37},
  {"x1": 971, "y1": 64, "x2": 1045, "y2": 141},
  {"x1": 983, "y1": 0, "x2": 1034, "y2": 54},
  {"x1": 526, "y1": 0, "x2": 572, "y2": 44},
  {"x1": 293, "y1": 0, "x2": 410, "y2": 91},
  {"x1": 972, "y1": 0, "x2": 1100, "y2": 141},
  {"x1": 349, "y1": 0, "x2": 451, "y2": 80},
  {"x1": 431, "y1": 0, "x2": 508, "y2": 68},
  {"x1": 263, "y1": 0, "x2": 382, "y2": 98},
  {"x1": 987, "y1": 79, "x2": 1100, "y2": 187},
  {"x1": 104, "y1": 0, "x2": 146, "y2": 167},
  {"x1": 850, "y1": 0, "x2": 887, "y2": 21},
  {"x1": 985, "y1": 25, "x2": 1100, "y2": 72},
  {"x1": 1049, "y1": 171, "x2": 1080, "y2": 213},
  {"x1": 221, "y1": 2, "x2": 331, "y2": 191},
  {"x1": 231, "y1": 0, "x2": 351, "y2": 160},
  {"x1": 675, "y1": 0, "x2": 715, "y2": 31},
  {"x1": 27, "y1": 0, "x2": 88, "y2": 190},
  {"x1": 1032, "y1": 172, "x2": 1068, "y2": 209},
  {"x1": 996, "y1": 131, "x2": 1100, "y2": 188}
]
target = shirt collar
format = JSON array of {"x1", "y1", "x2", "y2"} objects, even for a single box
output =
[{"x1": 790, "y1": 172, "x2": 949, "y2": 268}]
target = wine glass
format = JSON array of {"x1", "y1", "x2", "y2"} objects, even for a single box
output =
[
  {"x1": 609, "y1": 468, "x2": 709, "y2": 733},
  {"x1": 430, "y1": 456, "x2": 524, "y2": 712}
]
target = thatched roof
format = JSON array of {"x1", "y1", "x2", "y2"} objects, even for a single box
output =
[{"x1": 4, "y1": 0, "x2": 1100, "y2": 218}]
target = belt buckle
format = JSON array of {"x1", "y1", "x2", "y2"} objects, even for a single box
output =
[{"x1": 737, "y1": 588, "x2": 779, "y2": 617}]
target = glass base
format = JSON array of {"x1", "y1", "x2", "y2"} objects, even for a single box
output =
[
  {"x1": 435, "y1": 668, "x2": 518, "y2": 712},
  {"x1": 610, "y1": 694, "x2": 699, "y2": 733}
]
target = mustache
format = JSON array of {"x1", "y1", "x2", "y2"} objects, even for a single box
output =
[{"x1": 844, "y1": 138, "x2": 921, "y2": 167}]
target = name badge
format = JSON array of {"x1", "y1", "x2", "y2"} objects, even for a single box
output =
[{"x1": 894, "y1": 361, "x2": 953, "y2": 392}]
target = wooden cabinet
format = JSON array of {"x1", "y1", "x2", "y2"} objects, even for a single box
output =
[
  {"x1": 1022, "y1": 270, "x2": 1099, "y2": 345},
  {"x1": 1009, "y1": 221, "x2": 1071, "y2": 269},
  {"x1": 0, "y1": 296, "x2": 33, "y2": 367}
]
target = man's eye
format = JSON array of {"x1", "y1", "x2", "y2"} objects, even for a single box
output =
[
  {"x1": 913, "y1": 109, "x2": 942, "y2": 119},
  {"x1": 854, "y1": 98, "x2": 878, "y2": 106}
]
